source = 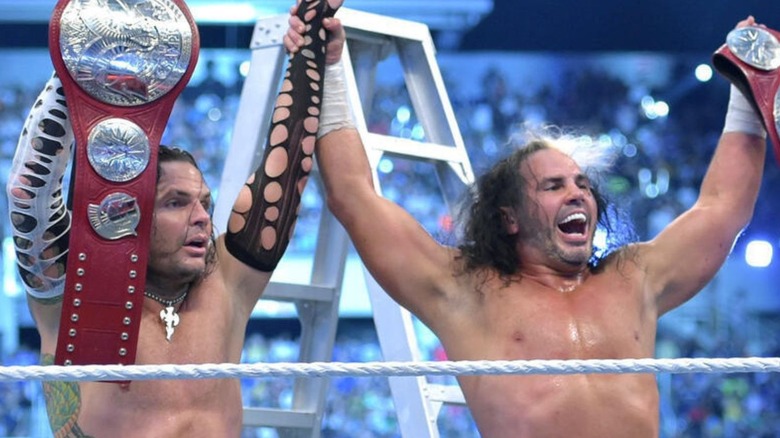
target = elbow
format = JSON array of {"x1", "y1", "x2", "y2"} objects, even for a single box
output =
[
  {"x1": 324, "y1": 180, "x2": 375, "y2": 227},
  {"x1": 325, "y1": 189, "x2": 351, "y2": 222},
  {"x1": 734, "y1": 197, "x2": 758, "y2": 230},
  {"x1": 741, "y1": 206, "x2": 756, "y2": 229},
  {"x1": 6, "y1": 174, "x2": 26, "y2": 206},
  {"x1": 5, "y1": 169, "x2": 19, "y2": 197},
  {"x1": 323, "y1": 173, "x2": 375, "y2": 224},
  {"x1": 699, "y1": 191, "x2": 758, "y2": 231}
]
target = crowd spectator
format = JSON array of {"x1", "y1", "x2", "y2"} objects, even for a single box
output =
[{"x1": 1, "y1": 52, "x2": 779, "y2": 437}]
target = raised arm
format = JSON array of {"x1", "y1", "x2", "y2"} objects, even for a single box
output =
[
  {"x1": 6, "y1": 74, "x2": 74, "y2": 348},
  {"x1": 642, "y1": 19, "x2": 768, "y2": 315},
  {"x1": 219, "y1": 0, "x2": 342, "y2": 309},
  {"x1": 316, "y1": 131, "x2": 462, "y2": 325},
  {"x1": 308, "y1": 55, "x2": 462, "y2": 328}
]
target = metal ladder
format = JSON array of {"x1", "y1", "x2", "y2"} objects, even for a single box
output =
[
  {"x1": 214, "y1": 8, "x2": 474, "y2": 437},
  {"x1": 338, "y1": 8, "x2": 476, "y2": 437}
]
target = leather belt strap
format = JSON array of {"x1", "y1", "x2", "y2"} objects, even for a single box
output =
[
  {"x1": 49, "y1": 0, "x2": 199, "y2": 368},
  {"x1": 713, "y1": 25, "x2": 780, "y2": 163}
]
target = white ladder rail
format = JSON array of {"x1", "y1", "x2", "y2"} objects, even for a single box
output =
[
  {"x1": 219, "y1": 8, "x2": 474, "y2": 437},
  {"x1": 216, "y1": 12, "x2": 347, "y2": 438},
  {"x1": 338, "y1": 8, "x2": 473, "y2": 438},
  {"x1": 213, "y1": 13, "x2": 289, "y2": 232}
]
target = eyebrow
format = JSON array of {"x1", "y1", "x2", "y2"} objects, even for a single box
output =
[
  {"x1": 160, "y1": 188, "x2": 212, "y2": 201},
  {"x1": 539, "y1": 173, "x2": 591, "y2": 186},
  {"x1": 575, "y1": 174, "x2": 591, "y2": 184}
]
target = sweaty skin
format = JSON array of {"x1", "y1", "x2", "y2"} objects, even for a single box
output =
[
  {"x1": 450, "y1": 149, "x2": 660, "y2": 437},
  {"x1": 35, "y1": 161, "x2": 253, "y2": 437},
  {"x1": 293, "y1": 14, "x2": 763, "y2": 436},
  {"x1": 313, "y1": 96, "x2": 764, "y2": 437},
  {"x1": 443, "y1": 250, "x2": 659, "y2": 437},
  {"x1": 9, "y1": 1, "x2": 347, "y2": 435}
]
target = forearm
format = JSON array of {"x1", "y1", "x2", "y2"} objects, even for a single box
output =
[
  {"x1": 317, "y1": 127, "x2": 375, "y2": 219},
  {"x1": 314, "y1": 56, "x2": 376, "y2": 219},
  {"x1": 6, "y1": 73, "x2": 74, "y2": 302},
  {"x1": 698, "y1": 85, "x2": 766, "y2": 226},
  {"x1": 224, "y1": 0, "x2": 337, "y2": 271}
]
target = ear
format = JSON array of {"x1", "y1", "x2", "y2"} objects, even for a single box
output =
[{"x1": 500, "y1": 207, "x2": 520, "y2": 235}]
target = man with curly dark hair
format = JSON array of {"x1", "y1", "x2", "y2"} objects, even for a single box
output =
[
  {"x1": 455, "y1": 133, "x2": 630, "y2": 282},
  {"x1": 5, "y1": 1, "x2": 345, "y2": 436},
  {"x1": 288, "y1": 15, "x2": 771, "y2": 438}
]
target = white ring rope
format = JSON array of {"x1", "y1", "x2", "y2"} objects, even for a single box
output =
[{"x1": 0, "y1": 357, "x2": 779, "y2": 383}]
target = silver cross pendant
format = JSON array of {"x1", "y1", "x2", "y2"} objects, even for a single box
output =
[{"x1": 160, "y1": 306, "x2": 181, "y2": 342}]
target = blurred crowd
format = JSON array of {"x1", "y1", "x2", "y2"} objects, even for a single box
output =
[{"x1": 1, "y1": 50, "x2": 780, "y2": 437}]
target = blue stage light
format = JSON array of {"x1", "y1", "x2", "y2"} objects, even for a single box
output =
[{"x1": 745, "y1": 240, "x2": 773, "y2": 268}]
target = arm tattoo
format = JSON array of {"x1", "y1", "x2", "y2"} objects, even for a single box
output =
[
  {"x1": 40, "y1": 354, "x2": 94, "y2": 438},
  {"x1": 225, "y1": 0, "x2": 338, "y2": 271},
  {"x1": 6, "y1": 73, "x2": 74, "y2": 302}
]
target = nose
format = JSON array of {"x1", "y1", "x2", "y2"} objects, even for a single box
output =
[
  {"x1": 190, "y1": 201, "x2": 211, "y2": 229},
  {"x1": 565, "y1": 183, "x2": 587, "y2": 204}
]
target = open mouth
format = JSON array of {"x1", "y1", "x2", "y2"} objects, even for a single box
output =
[
  {"x1": 185, "y1": 237, "x2": 207, "y2": 250},
  {"x1": 557, "y1": 213, "x2": 587, "y2": 236}
]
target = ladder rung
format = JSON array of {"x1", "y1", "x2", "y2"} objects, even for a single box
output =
[
  {"x1": 338, "y1": 8, "x2": 431, "y2": 41},
  {"x1": 262, "y1": 282, "x2": 337, "y2": 302},
  {"x1": 250, "y1": 14, "x2": 289, "y2": 49},
  {"x1": 243, "y1": 407, "x2": 317, "y2": 428},
  {"x1": 425, "y1": 383, "x2": 466, "y2": 405},
  {"x1": 364, "y1": 132, "x2": 468, "y2": 164}
]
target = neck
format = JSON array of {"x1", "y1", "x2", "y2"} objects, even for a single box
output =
[
  {"x1": 520, "y1": 265, "x2": 588, "y2": 293},
  {"x1": 144, "y1": 288, "x2": 188, "y2": 307},
  {"x1": 145, "y1": 278, "x2": 190, "y2": 301}
]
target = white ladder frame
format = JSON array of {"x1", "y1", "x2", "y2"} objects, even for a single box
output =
[
  {"x1": 214, "y1": 8, "x2": 474, "y2": 437},
  {"x1": 339, "y1": 9, "x2": 473, "y2": 437}
]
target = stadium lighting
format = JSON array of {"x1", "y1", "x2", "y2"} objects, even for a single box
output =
[
  {"x1": 745, "y1": 240, "x2": 773, "y2": 268},
  {"x1": 695, "y1": 64, "x2": 713, "y2": 82}
]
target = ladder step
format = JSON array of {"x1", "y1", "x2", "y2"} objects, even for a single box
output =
[
  {"x1": 242, "y1": 407, "x2": 317, "y2": 428},
  {"x1": 339, "y1": 8, "x2": 431, "y2": 41},
  {"x1": 263, "y1": 282, "x2": 337, "y2": 302},
  {"x1": 364, "y1": 132, "x2": 469, "y2": 164},
  {"x1": 424, "y1": 383, "x2": 466, "y2": 405}
]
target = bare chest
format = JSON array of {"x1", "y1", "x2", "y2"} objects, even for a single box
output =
[
  {"x1": 76, "y1": 300, "x2": 244, "y2": 436},
  {"x1": 78, "y1": 376, "x2": 242, "y2": 437},
  {"x1": 453, "y1": 273, "x2": 655, "y2": 361},
  {"x1": 136, "y1": 301, "x2": 240, "y2": 364}
]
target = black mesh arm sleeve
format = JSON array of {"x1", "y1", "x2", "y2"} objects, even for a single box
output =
[{"x1": 225, "y1": 0, "x2": 338, "y2": 271}]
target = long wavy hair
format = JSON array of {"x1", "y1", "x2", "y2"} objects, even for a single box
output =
[
  {"x1": 156, "y1": 144, "x2": 218, "y2": 276},
  {"x1": 456, "y1": 129, "x2": 635, "y2": 280}
]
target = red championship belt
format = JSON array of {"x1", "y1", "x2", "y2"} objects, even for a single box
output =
[
  {"x1": 713, "y1": 25, "x2": 780, "y2": 163},
  {"x1": 49, "y1": 0, "x2": 199, "y2": 368}
]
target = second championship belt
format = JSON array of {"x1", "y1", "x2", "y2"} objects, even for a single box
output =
[
  {"x1": 713, "y1": 25, "x2": 780, "y2": 162},
  {"x1": 49, "y1": 0, "x2": 199, "y2": 367}
]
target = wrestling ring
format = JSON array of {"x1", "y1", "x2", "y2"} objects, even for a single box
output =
[
  {"x1": 1, "y1": 355, "x2": 779, "y2": 435},
  {"x1": 1, "y1": 357, "x2": 779, "y2": 382}
]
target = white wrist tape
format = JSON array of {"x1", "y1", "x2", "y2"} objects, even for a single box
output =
[
  {"x1": 723, "y1": 84, "x2": 767, "y2": 138},
  {"x1": 317, "y1": 58, "x2": 355, "y2": 139},
  {"x1": 6, "y1": 73, "x2": 74, "y2": 301}
]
